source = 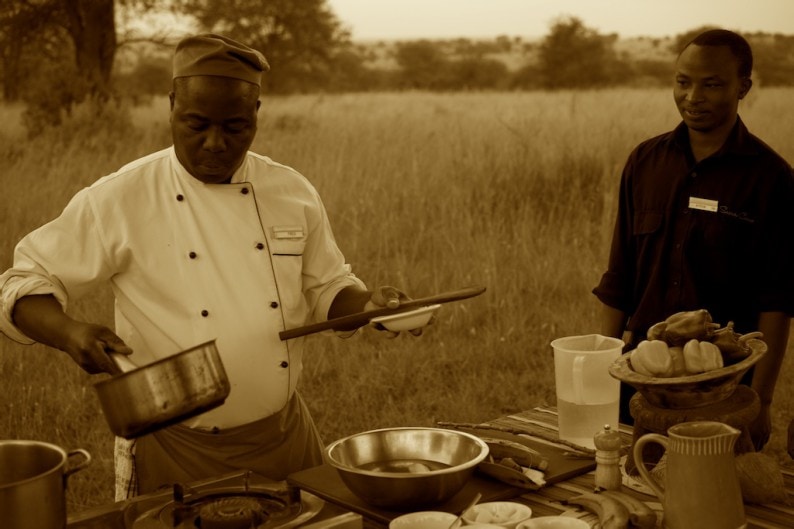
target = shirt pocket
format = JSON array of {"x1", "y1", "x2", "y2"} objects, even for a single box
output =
[
  {"x1": 270, "y1": 239, "x2": 306, "y2": 311},
  {"x1": 632, "y1": 211, "x2": 663, "y2": 236}
]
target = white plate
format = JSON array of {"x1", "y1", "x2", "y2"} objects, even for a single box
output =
[
  {"x1": 463, "y1": 501, "x2": 533, "y2": 528},
  {"x1": 389, "y1": 511, "x2": 456, "y2": 529},
  {"x1": 516, "y1": 517, "x2": 590, "y2": 529},
  {"x1": 370, "y1": 304, "x2": 441, "y2": 331}
]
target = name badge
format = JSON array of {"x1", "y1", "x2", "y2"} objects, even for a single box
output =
[
  {"x1": 688, "y1": 196, "x2": 718, "y2": 212},
  {"x1": 272, "y1": 226, "x2": 305, "y2": 240}
]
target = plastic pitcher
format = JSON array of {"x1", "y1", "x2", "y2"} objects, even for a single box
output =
[{"x1": 551, "y1": 334, "x2": 624, "y2": 449}]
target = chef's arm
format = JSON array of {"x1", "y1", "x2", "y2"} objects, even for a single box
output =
[
  {"x1": 328, "y1": 285, "x2": 406, "y2": 319},
  {"x1": 328, "y1": 285, "x2": 409, "y2": 332},
  {"x1": 12, "y1": 294, "x2": 131, "y2": 374},
  {"x1": 328, "y1": 287, "x2": 373, "y2": 320}
]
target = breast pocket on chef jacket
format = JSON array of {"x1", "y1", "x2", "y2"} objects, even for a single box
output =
[{"x1": 270, "y1": 239, "x2": 306, "y2": 310}]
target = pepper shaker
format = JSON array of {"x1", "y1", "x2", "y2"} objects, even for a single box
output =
[{"x1": 594, "y1": 424, "x2": 622, "y2": 490}]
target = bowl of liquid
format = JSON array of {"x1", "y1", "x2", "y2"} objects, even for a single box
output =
[{"x1": 325, "y1": 427, "x2": 489, "y2": 509}]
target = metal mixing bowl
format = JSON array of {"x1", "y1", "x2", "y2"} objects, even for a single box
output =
[{"x1": 325, "y1": 427, "x2": 489, "y2": 509}]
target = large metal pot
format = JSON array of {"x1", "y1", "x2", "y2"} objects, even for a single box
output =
[
  {"x1": 94, "y1": 340, "x2": 231, "y2": 439},
  {"x1": 0, "y1": 440, "x2": 91, "y2": 529}
]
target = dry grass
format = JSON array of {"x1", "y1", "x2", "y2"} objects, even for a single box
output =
[{"x1": 1, "y1": 88, "x2": 792, "y2": 514}]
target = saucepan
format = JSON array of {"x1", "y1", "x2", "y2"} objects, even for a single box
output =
[
  {"x1": 0, "y1": 440, "x2": 91, "y2": 529},
  {"x1": 93, "y1": 339, "x2": 231, "y2": 439}
]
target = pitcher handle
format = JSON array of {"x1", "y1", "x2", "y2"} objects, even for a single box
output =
[
  {"x1": 633, "y1": 434, "x2": 667, "y2": 502},
  {"x1": 572, "y1": 355, "x2": 585, "y2": 404},
  {"x1": 64, "y1": 448, "x2": 92, "y2": 480}
]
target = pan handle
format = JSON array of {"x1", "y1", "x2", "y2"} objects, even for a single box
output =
[{"x1": 109, "y1": 352, "x2": 137, "y2": 375}]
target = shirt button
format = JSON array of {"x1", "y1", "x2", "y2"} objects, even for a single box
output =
[
  {"x1": 672, "y1": 281, "x2": 679, "y2": 286},
  {"x1": 280, "y1": 361, "x2": 289, "y2": 368},
  {"x1": 256, "y1": 242, "x2": 265, "y2": 250},
  {"x1": 189, "y1": 251, "x2": 197, "y2": 259},
  {"x1": 691, "y1": 172, "x2": 697, "y2": 178},
  {"x1": 201, "y1": 309, "x2": 209, "y2": 317},
  {"x1": 176, "y1": 194, "x2": 184, "y2": 201},
  {"x1": 270, "y1": 301, "x2": 279, "y2": 309},
  {"x1": 241, "y1": 187, "x2": 250, "y2": 195}
]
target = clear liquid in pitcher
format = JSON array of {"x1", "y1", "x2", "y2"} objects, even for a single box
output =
[{"x1": 557, "y1": 398, "x2": 619, "y2": 449}]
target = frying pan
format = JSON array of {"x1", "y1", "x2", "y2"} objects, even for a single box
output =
[
  {"x1": 93, "y1": 340, "x2": 230, "y2": 439},
  {"x1": 279, "y1": 285, "x2": 486, "y2": 340}
]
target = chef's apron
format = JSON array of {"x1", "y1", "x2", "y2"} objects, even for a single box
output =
[{"x1": 135, "y1": 392, "x2": 323, "y2": 493}]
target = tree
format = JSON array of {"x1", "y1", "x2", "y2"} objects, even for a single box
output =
[
  {"x1": 536, "y1": 16, "x2": 625, "y2": 89},
  {"x1": 1, "y1": 0, "x2": 116, "y2": 102},
  {"x1": 448, "y1": 56, "x2": 509, "y2": 90},
  {"x1": 64, "y1": 0, "x2": 117, "y2": 99},
  {"x1": 752, "y1": 35, "x2": 794, "y2": 86},
  {"x1": 1, "y1": 0, "x2": 121, "y2": 134},
  {"x1": 670, "y1": 26, "x2": 719, "y2": 55},
  {"x1": 0, "y1": 1, "x2": 55, "y2": 100},
  {"x1": 173, "y1": 0, "x2": 351, "y2": 93},
  {"x1": 393, "y1": 40, "x2": 450, "y2": 90}
]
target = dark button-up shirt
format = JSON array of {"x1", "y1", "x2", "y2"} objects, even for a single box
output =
[{"x1": 594, "y1": 117, "x2": 794, "y2": 341}]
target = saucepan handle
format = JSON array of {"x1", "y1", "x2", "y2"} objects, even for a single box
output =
[{"x1": 64, "y1": 448, "x2": 92, "y2": 480}]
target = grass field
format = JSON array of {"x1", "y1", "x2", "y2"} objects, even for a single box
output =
[{"x1": 1, "y1": 88, "x2": 792, "y2": 514}]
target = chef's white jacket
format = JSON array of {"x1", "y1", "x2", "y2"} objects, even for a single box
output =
[{"x1": 0, "y1": 147, "x2": 365, "y2": 429}]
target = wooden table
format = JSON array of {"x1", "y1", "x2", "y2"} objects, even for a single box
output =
[{"x1": 484, "y1": 407, "x2": 794, "y2": 529}]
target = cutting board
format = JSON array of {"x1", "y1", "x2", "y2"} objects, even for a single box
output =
[{"x1": 287, "y1": 432, "x2": 595, "y2": 526}]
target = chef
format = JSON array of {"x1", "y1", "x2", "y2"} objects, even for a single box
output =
[{"x1": 0, "y1": 33, "x2": 418, "y2": 499}]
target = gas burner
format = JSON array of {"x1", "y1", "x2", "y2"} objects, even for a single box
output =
[
  {"x1": 197, "y1": 497, "x2": 270, "y2": 529},
  {"x1": 67, "y1": 471, "x2": 327, "y2": 529},
  {"x1": 131, "y1": 480, "x2": 322, "y2": 529},
  {"x1": 148, "y1": 486, "x2": 301, "y2": 528}
]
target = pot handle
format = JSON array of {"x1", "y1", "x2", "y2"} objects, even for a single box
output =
[{"x1": 64, "y1": 448, "x2": 92, "y2": 480}]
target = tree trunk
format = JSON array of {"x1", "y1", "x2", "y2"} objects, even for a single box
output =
[
  {"x1": 62, "y1": 0, "x2": 117, "y2": 100},
  {"x1": 1, "y1": 38, "x2": 23, "y2": 101}
]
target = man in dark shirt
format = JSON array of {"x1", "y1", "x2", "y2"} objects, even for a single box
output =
[{"x1": 593, "y1": 29, "x2": 794, "y2": 449}]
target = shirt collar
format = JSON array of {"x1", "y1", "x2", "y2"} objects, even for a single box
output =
[
  {"x1": 672, "y1": 116, "x2": 761, "y2": 159},
  {"x1": 169, "y1": 147, "x2": 250, "y2": 187}
]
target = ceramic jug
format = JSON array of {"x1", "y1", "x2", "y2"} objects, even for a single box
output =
[{"x1": 633, "y1": 421, "x2": 745, "y2": 529}]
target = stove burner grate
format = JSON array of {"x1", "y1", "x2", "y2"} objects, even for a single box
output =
[
  {"x1": 160, "y1": 490, "x2": 300, "y2": 528},
  {"x1": 67, "y1": 471, "x2": 327, "y2": 529},
  {"x1": 197, "y1": 497, "x2": 269, "y2": 528}
]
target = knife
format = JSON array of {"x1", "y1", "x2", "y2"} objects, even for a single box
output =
[{"x1": 279, "y1": 285, "x2": 486, "y2": 340}]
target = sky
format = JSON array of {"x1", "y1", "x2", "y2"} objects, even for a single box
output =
[{"x1": 326, "y1": 0, "x2": 794, "y2": 41}]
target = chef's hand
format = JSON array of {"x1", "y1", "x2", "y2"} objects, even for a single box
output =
[
  {"x1": 366, "y1": 285, "x2": 430, "y2": 338},
  {"x1": 63, "y1": 321, "x2": 133, "y2": 375},
  {"x1": 364, "y1": 285, "x2": 408, "y2": 311},
  {"x1": 748, "y1": 404, "x2": 772, "y2": 451}
]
